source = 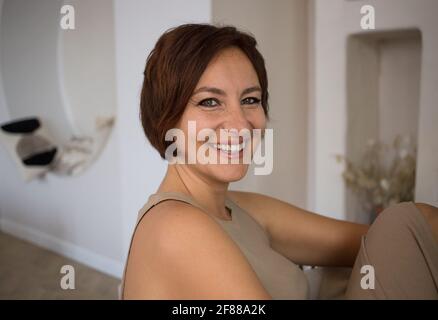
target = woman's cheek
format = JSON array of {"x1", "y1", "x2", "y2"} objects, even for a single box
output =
[{"x1": 251, "y1": 111, "x2": 267, "y2": 130}]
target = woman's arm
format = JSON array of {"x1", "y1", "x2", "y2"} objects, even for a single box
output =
[{"x1": 228, "y1": 191, "x2": 369, "y2": 267}]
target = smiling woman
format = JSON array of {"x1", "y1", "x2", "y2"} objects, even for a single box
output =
[
  {"x1": 139, "y1": 24, "x2": 269, "y2": 160},
  {"x1": 121, "y1": 23, "x2": 438, "y2": 300}
]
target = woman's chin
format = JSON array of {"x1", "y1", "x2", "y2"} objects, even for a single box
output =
[{"x1": 211, "y1": 163, "x2": 249, "y2": 182}]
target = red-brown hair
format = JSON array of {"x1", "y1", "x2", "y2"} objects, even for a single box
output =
[{"x1": 140, "y1": 23, "x2": 269, "y2": 158}]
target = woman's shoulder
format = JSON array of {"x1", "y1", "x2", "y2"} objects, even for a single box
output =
[
  {"x1": 124, "y1": 197, "x2": 271, "y2": 299},
  {"x1": 135, "y1": 199, "x2": 217, "y2": 237},
  {"x1": 132, "y1": 198, "x2": 245, "y2": 256}
]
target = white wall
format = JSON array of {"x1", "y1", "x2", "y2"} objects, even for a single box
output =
[
  {"x1": 212, "y1": 0, "x2": 309, "y2": 208},
  {"x1": 1, "y1": 0, "x2": 73, "y2": 144},
  {"x1": 378, "y1": 35, "x2": 421, "y2": 146},
  {"x1": 309, "y1": 0, "x2": 438, "y2": 221},
  {"x1": 0, "y1": 0, "x2": 211, "y2": 279},
  {"x1": 0, "y1": 0, "x2": 124, "y2": 277},
  {"x1": 61, "y1": 0, "x2": 118, "y2": 137}
]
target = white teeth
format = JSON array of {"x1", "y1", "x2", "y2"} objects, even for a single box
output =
[{"x1": 210, "y1": 141, "x2": 246, "y2": 153}]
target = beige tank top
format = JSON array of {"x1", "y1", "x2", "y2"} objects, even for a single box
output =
[{"x1": 121, "y1": 191, "x2": 309, "y2": 299}]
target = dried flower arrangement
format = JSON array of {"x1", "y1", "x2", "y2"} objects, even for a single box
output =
[{"x1": 336, "y1": 135, "x2": 416, "y2": 215}]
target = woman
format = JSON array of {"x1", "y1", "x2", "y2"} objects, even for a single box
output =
[{"x1": 122, "y1": 23, "x2": 438, "y2": 299}]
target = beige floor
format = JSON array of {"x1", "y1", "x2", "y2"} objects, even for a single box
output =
[{"x1": 0, "y1": 231, "x2": 120, "y2": 299}]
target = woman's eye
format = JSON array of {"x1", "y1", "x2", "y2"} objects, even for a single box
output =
[
  {"x1": 198, "y1": 98, "x2": 220, "y2": 107},
  {"x1": 241, "y1": 97, "x2": 261, "y2": 105}
]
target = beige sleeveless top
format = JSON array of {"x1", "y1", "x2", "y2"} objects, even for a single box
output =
[{"x1": 121, "y1": 191, "x2": 309, "y2": 299}]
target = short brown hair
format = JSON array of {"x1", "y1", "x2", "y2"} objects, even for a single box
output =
[{"x1": 140, "y1": 23, "x2": 269, "y2": 158}]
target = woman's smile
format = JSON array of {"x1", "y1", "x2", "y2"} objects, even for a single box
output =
[{"x1": 208, "y1": 141, "x2": 246, "y2": 159}]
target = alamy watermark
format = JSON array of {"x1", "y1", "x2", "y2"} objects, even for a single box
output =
[
  {"x1": 60, "y1": 264, "x2": 75, "y2": 290},
  {"x1": 360, "y1": 264, "x2": 375, "y2": 290},
  {"x1": 360, "y1": 5, "x2": 376, "y2": 30},
  {"x1": 164, "y1": 121, "x2": 273, "y2": 175},
  {"x1": 60, "y1": 4, "x2": 75, "y2": 30}
]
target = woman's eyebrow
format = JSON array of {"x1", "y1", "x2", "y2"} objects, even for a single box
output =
[
  {"x1": 192, "y1": 86, "x2": 261, "y2": 96},
  {"x1": 193, "y1": 86, "x2": 226, "y2": 96},
  {"x1": 241, "y1": 86, "x2": 261, "y2": 96}
]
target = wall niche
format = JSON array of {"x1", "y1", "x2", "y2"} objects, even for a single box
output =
[{"x1": 346, "y1": 29, "x2": 422, "y2": 223}]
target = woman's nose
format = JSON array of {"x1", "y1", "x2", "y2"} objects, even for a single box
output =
[
  {"x1": 221, "y1": 106, "x2": 252, "y2": 144},
  {"x1": 225, "y1": 102, "x2": 252, "y2": 131}
]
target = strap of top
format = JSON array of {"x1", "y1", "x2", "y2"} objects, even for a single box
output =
[
  {"x1": 135, "y1": 192, "x2": 209, "y2": 225},
  {"x1": 120, "y1": 191, "x2": 215, "y2": 299}
]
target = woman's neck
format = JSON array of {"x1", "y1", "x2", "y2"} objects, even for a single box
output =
[{"x1": 157, "y1": 164, "x2": 231, "y2": 219}]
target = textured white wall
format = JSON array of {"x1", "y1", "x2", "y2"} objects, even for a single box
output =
[
  {"x1": 0, "y1": 0, "x2": 124, "y2": 277},
  {"x1": 309, "y1": 0, "x2": 438, "y2": 221}
]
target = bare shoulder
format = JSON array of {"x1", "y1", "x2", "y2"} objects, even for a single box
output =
[
  {"x1": 134, "y1": 200, "x2": 227, "y2": 250},
  {"x1": 123, "y1": 199, "x2": 271, "y2": 299},
  {"x1": 133, "y1": 200, "x2": 211, "y2": 241}
]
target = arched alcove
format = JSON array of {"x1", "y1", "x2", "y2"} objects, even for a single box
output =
[{"x1": 0, "y1": 0, "x2": 117, "y2": 177}]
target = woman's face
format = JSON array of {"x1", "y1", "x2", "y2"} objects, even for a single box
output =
[{"x1": 176, "y1": 47, "x2": 267, "y2": 183}]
